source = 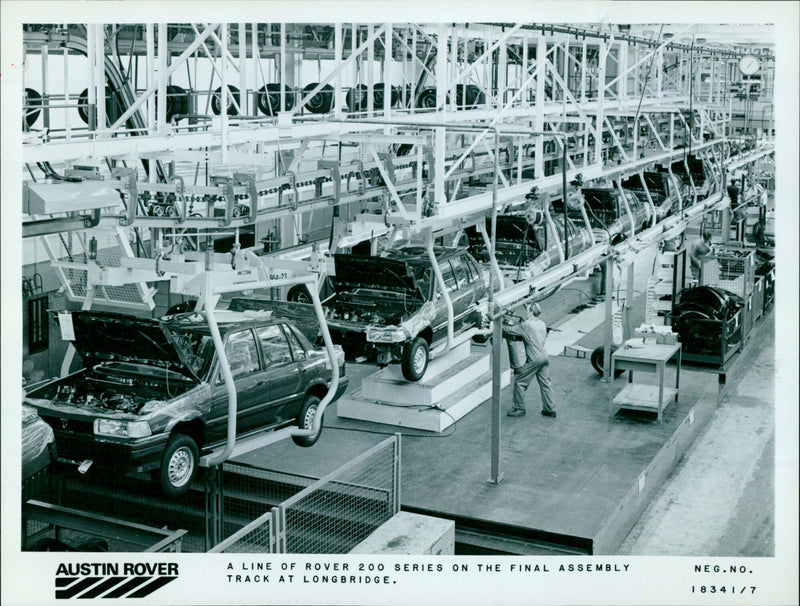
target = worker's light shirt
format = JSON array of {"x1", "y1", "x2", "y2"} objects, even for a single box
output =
[
  {"x1": 688, "y1": 238, "x2": 711, "y2": 267},
  {"x1": 502, "y1": 315, "x2": 548, "y2": 364}
]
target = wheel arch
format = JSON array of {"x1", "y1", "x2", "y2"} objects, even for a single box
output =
[
  {"x1": 170, "y1": 418, "x2": 206, "y2": 449},
  {"x1": 418, "y1": 326, "x2": 433, "y2": 345},
  {"x1": 305, "y1": 381, "x2": 330, "y2": 401}
]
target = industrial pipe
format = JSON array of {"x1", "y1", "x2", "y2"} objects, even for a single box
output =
[
  {"x1": 425, "y1": 230, "x2": 455, "y2": 355},
  {"x1": 475, "y1": 220, "x2": 505, "y2": 291},
  {"x1": 615, "y1": 180, "x2": 638, "y2": 237},
  {"x1": 240, "y1": 251, "x2": 340, "y2": 441},
  {"x1": 201, "y1": 257, "x2": 239, "y2": 467},
  {"x1": 636, "y1": 171, "x2": 659, "y2": 228},
  {"x1": 542, "y1": 197, "x2": 566, "y2": 264},
  {"x1": 289, "y1": 277, "x2": 340, "y2": 440}
]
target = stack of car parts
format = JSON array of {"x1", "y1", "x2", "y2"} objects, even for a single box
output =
[{"x1": 669, "y1": 286, "x2": 744, "y2": 368}]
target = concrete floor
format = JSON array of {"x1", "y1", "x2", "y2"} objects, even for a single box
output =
[{"x1": 618, "y1": 312, "x2": 775, "y2": 556}]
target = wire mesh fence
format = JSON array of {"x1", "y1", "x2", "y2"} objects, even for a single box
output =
[
  {"x1": 211, "y1": 510, "x2": 276, "y2": 554},
  {"x1": 22, "y1": 500, "x2": 187, "y2": 553},
  {"x1": 211, "y1": 435, "x2": 400, "y2": 554},
  {"x1": 276, "y1": 436, "x2": 400, "y2": 554},
  {"x1": 216, "y1": 463, "x2": 316, "y2": 550},
  {"x1": 701, "y1": 247, "x2": 755, "y2": 298},
  {"x1": 42, "y1": 227, "x2": 155, "y2": 310}
]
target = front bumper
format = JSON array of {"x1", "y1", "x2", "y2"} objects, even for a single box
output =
[{"x1": 51, "y1": 429, "x2": 170, "y2": 474}]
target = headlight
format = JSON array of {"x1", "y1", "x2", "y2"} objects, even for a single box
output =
[
  {"x1": 94, "y1": 419, "x2": 152, "y2": 438},
  {"x1": 366, "y1": 327, "x2": 407, "y2": 343}
]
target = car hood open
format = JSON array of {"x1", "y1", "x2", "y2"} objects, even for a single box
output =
[
  {"x1": 57, "y1": 311, "x2": 201, "y2": 381},
  {"x1": 331, "y1": 254, "x2": 421, "y2": 295}
]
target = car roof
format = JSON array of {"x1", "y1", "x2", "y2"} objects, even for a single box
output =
[
  {"x1": 582, "y1": 187, "x2": 619, "y2": 199},
  {"x1": 162, "y1": 310, "x2": 289, "y2": 335},
  {"x1": 381, "y1": 245, "x2": 469, "y2": 265}
]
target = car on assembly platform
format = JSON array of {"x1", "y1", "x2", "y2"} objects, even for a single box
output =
[
  {"x1": 553, "y1": 186, "x2": 651, "y2": 245},
  {"x1": 621, "y1": 171, "x2": 683, "y2": 220},
  {"x1": 24, "y1": 310, "x2": 348, "y2": 497},
  {"x1": 464, "y1": 210, "x2": 593, "y2": 282},
  {"x1": 664, "y1": 153, "x2": 715, "y2": 203},
  {"x1": 323, "y1": 246, "x2": 488, "y2": 381}
]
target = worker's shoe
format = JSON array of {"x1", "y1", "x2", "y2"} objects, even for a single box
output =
[
  {"x1": 541, "y1": 410, "x2": 557, "y2": 418},
  {"x1": 507, "y1": 409, "x2": 526, "y2": 417}
]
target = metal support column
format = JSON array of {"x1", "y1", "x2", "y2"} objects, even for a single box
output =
[
  {"x1": 601, "y1": 255, "x2": 614, "y2": 383},
  {"x1": 205, "y1": 465, "x2": 224, "y2": 550},
  {"x1": 596, "y1": 40, "x2": 607, "y2": 166},
  {"x1": 625, "y1": 261, "x2": 634, "y2": 339},
  {"x1": 334, "y1": 23, "x2": 343, "y2": 118},
  {"x1": 393, "y1": 433, "x2": 402, "y2": 514},
  {"x1": 145, "y1": 24, "x2": 155, "y2": 133},
  {"x1": 534, "y1": 35, "x2": 546, "y2": 179},
  {"x1": 157, "y1": 23, "x2": 168, "y2": 133},
  {"x1": 488, "y1": 310, "x2": 504, "y2": 484}
]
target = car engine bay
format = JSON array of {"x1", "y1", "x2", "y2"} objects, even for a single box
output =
[
  {"x1": 27, "y1": 367, "x2": 194, "y2": 414},
  {"x1": 324, "y1": 288, "x2": 422, "y2": 325}
]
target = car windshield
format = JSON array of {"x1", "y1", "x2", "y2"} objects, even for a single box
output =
[
  {"x1": 170, "y1": 329, "x2": 215, "y2": 377},
  {"x1": 409, "y1": 266, "x2": 432, "y2": 299}
]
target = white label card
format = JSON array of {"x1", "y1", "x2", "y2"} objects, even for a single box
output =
[{"x1": 58, "y1": 312, "x2": 75, "y2": 341}]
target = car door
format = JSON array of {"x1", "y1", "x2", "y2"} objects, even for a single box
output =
[
  {"x1": 449, "y1": 255, "x2": 477, "y2": 329},
  {"x1": 431, "y1": 259, "x2": 459, "y2": 339},
  {"x1": 625, "y1": 190, "x2": 649, "y2": 228},
  {"x1": 564, "y1": 218, "x2": 587, "y2": 257},
  {"x1": 256, "y1": 324, "x2": 303, "y2": 425},
  {"x1": 207, "y1": 328, "x2": 268, "y2": 443}
]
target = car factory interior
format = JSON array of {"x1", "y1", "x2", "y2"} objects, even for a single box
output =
[{"x1": 16, "y1": 21, "x2": 779, "y2": 559}]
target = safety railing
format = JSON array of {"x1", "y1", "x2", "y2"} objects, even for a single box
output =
[{"x1": 210, "y1": 435, "x2": 400, "y2": 553}]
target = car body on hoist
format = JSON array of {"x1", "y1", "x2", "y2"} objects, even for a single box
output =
[
  {"x1": 555, "y1": 186, "x2": 651, "y2": 245},
  {"x1": 621, "y1": 171, "x2": 683, "y2": 220},
  {"x1": 24, "y1": 310, "x2": 348, "y2": 497},
  {"x1": 464, "y1": 211, "x2": 594, "y2": 283},
  {"x1": 322, "y1": 246, "x2": 488, "y2": 381}
]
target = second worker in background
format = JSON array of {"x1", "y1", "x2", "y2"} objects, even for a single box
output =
[{"x1": 502, "y1": 301, "x2": 557, "y2": 418}]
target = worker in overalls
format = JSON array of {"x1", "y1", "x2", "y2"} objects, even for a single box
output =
[{"x1": 502, "y1": 301, "x2": 557, "y2": 418}]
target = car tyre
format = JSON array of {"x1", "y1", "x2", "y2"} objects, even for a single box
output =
[
  {"x1": 292, "y1": 394, "x2": 323, "y2": 447},
  {"x1": 401, "y1": 337, "x2": 429, "y2": 382},
  {"x1": 590, "y1": 345, "x2": 624, "y2": 378},
  {"x1": 157, "y1": 434, "x2": 198, "y2": 497},
  {"x1": 287, "y1": 284, "x2": 313, "y2": 304}
]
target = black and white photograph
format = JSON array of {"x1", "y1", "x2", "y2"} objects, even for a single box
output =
[{"x1": 2, "y1": 2, "x2": 798, "y2": 605}]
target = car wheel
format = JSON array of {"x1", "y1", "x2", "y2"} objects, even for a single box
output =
[
  {"x1": 590, "y1": 345, "x2": 624, "y2": 378},
  {"x1": 157, "y1": 434, "x2": 198, "y2": 497},
  {"x1": 401, "y1": 337, "x2": 429, "y2": 382},
  {"x1": 292, "y1": 394, "x2": 323, "y2": 447},
  {"x1": 287, "y1": 284, "x2": 313, "y2": 304}
]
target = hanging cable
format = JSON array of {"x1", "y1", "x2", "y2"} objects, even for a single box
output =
[
  {"x1": 688, "y1": 34, "x2": 695, "y2": 158},
  {"x1": 633, "y1": 25, "x2": 663, "y2": 156}
]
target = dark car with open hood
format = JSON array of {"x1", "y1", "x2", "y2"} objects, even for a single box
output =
[
  {"x1": 24, "y1": 310, "x2": 347, "y2": 496},
  {"x1": 322, "y1": 246, "x2": 488, "y2": 381}
]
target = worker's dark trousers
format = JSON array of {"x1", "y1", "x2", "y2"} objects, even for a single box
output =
[{"x1": 511, "y1": 357, "x2": 556, "y2": 414}]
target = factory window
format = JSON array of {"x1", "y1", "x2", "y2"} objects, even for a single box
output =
[
  {"x1": 27, "y1": 295, "x2": 49, "y2": 354},
  {"x1": 257, "y1": 325, "x2": 293, "y2": 365}
]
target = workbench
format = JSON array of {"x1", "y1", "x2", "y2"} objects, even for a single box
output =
[{"x1": 610, "y1": 342, "x2": 682, "y2": 422}]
